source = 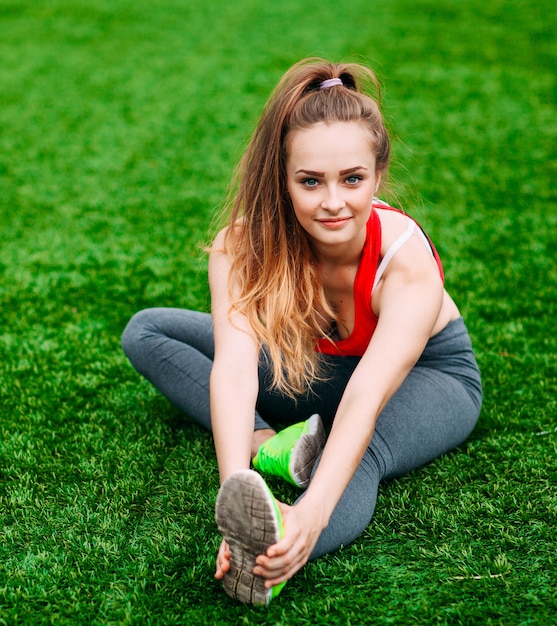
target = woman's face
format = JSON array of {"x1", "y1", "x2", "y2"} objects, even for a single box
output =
[{"x1": 286, "y1": 121, "x2": 381, "y2": 259}]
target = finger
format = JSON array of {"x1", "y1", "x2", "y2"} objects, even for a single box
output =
[
  {"x1": 215, "y1": 541, "x2": 231, "y2": 579},
  {"x1": 254, "y1": 543, "x2": 307, "y2": 580},
  {"x1": 266, "y1": 532, "x2": 299, "y2": 558},
  {"x1": 219, "y1": 555, "x2": 231, "y2": 573},
  {"x1": 215, "y1": 562, "x2": 230, "y2": 579},
  {"x1": 261, "y1": 553, "x2": 308, "y2": 587}
]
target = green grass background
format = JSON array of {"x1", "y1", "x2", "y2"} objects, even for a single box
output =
[{"x1": 0, "y1": 0, "x2": 555, "y2": 624}]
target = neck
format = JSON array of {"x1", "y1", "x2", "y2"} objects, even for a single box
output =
[{"x1": 311, "y1": 229, "x2": 367, "y2": 269}]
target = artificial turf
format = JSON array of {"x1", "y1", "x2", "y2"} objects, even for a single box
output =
[{"x1": 0, "y1": 0, "x2": 555, "y2": 624}]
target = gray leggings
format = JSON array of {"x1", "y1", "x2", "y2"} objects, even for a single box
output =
[{"x1": 122, "y1": 308, "x2": 482, "y2": 559}]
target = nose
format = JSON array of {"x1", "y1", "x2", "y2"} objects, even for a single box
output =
[{"x1": 321, "y1": 185, "x2": 346, "y2": 212}]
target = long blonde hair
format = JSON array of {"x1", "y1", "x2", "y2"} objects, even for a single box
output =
[{"x1": 224, "y1": 58, "x2": 390, "y2": 397}]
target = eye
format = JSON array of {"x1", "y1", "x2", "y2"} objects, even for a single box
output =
[
  {"x1": 301, "y1": 178, "x2": 319, "y2": 188},
  {"x1": 345, "y1": 175, "x2": 362, "y2": 185}
]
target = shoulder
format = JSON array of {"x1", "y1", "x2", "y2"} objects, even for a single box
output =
[
  {"x1": 208, "y1": 222, "x2": 246, "y2": 295},
  {"x1": 375, "y1": 206, "x2": 415, "y2": 252},
  {"x1": 211, "y1": 226, "x2": 228, "y2": 252},
  {"x1": 209, "y1": 221, "x2": 239, "y2": 264},
  {"x1": 373, "y1": 205, "x2": 441, "y2": 284},
  {"x1": 208, "y1": 227, "x2": 232, "y2": 288},
  {"x1": 210, "y1": 216, "x2": 245, "y2": 253}
]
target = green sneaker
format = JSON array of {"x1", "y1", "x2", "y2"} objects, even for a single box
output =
[
  {"x1": 252, "y1": 414, "x2": 326, "y2": 488},
  {"x1": 215, "y1": 469, "x2": 286, "y2": 606}
]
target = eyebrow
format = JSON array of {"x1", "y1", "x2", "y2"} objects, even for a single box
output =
[{"x1": 295, "y1": 166, "x2": 368, "y2": 176}]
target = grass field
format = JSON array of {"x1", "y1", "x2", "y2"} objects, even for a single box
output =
[{"x1": 0, "y1": 0, "x2": 556, "y2": 624}]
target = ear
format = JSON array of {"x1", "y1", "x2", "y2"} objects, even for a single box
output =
[{"x1": 374, "y1": 172, "x2": 382, "y2": 194}]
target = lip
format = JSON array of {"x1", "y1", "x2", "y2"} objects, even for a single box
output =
[{"x1": 317, "y1": 217, "x2": 352, "y2": 229}]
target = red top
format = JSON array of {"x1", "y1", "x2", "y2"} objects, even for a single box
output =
[{"x1": 316, "y1": 203, "x2": 444, "y2": 357}]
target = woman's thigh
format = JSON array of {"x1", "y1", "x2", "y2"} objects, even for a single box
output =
[
  {"x1": 373, "y1": 364, "x2": 481, "y2": 480},
  {"x1": 307, "y1": 366, "x2": 480, "y2": 558},
  {"x1": 122, "y1": 308, "x2": 215, "y2": 430},
  {"x1": 122, "y1": 308, "x2": 214, "y2": 360}
]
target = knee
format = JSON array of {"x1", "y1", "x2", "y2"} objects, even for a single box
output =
[{"x1": 121, "y1": 308, "x2": 157, "y2": 361}]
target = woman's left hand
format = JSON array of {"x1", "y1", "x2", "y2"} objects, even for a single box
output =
[
  {"x1": 214, "y1": 538, "x2": 230, "y2": 580},
  {"x1": 252, "y1": 500, "x2": 326, "y2": 587}
]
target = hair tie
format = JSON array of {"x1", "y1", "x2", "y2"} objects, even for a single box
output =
[{"x1": 319, "y1": 77, "x2": 343, "y2": 90}]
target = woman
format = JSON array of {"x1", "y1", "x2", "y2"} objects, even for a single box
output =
[{"x1": 122, "y1": 58, "x2": 482, "y2": 606}]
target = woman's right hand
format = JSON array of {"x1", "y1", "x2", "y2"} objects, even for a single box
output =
[
  {"x1": 214, "y1": 539, "x2": 231, "y2": 580},
  {"x1": 252, "y1": 499, "x2": 325, "y2": 587}
]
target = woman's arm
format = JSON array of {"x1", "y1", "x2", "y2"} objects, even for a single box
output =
[
  {"x1": 305, "y1": 231, "x2": 445, "y2": 513},
  {"x1": 255, "y1": 221, "x2": 448, "y2": 584},
  {"x1": 209, "y1": 228, "x2": 260, "y2": 483}
]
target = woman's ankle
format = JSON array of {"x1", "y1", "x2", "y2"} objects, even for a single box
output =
[{"x1": 251, "y1": 428, "x2": 276, "y2": 458}]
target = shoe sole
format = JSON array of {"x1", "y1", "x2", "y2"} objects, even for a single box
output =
[
  {"x1": 215, "y1": 469, "x2": 282, "y2": 606},
  {"x1": 290, "y1": 413, "x2": 326, "y2": 488}
]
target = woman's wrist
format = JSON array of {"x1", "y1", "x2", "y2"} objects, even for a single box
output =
[{"x1": 294, "y1": 489, "x2": 332, "y2": 532}]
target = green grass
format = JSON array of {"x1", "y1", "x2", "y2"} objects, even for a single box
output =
[{"x1": 0, "y1": 0, "x2": 555, "y2": 623}]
